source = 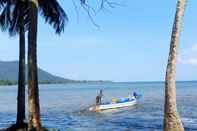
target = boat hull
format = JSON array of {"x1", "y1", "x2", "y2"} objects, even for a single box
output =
[{"x1": 89, "y1": 99, "x2": 137, "y2": 112}]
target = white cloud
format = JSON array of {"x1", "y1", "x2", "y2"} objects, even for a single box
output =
[
  {"x1": 191, "y1": 44, "x2": 197, "y2": 51},
  {"x1": 187, "y1": 58, "x2": 197, "y2": 65},
  {"x1": 178, "y1": 44, "x2": 197, "y2": 66}
]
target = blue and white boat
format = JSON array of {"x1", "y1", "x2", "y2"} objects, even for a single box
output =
[{"x1": 89, "y1": 92, "x2": 141, "y2": 112}]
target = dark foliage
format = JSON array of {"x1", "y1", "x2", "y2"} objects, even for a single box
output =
[
  {"x1": 0, "y1": 0, "x2": 67, "y2": 35},
  {"x1": 39, "y1": 0, "x2": 67, "y2": 34}
]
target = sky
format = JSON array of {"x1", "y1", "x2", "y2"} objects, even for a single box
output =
[{"x1": 1, "y1": 0, "x2": 197, "y2": 82}]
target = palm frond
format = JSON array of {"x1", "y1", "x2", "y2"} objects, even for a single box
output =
[
  {"x1": 0, "y1": 0, "x2": 6, "y2": 9},
  {"x1": 0, "y1": 0, "x2": 30, "y2": 36},
  {"x1": 0, "y1": 3, "x2": 11, "y2": 31},
  {"x1": 38, "y1": 0, "x2": 68, "y2": 34},
  {"x1": 9, "y1": 1, "x2": 29, "y2": 36},
  {"x1": 9, "y1": 3, "x2": 20, "y2": 35}
]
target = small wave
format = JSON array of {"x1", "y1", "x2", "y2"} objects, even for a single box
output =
[
  {"x1": 182, "y1": 117, "x2": 197, "y2": 124},
  {"x1": 182, "y1": 117, "x2": 197, "y2": 130}
]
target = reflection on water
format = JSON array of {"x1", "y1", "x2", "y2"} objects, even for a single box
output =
[{"x1": 0, "y1": 82, "x2": 197, "y2": 130}]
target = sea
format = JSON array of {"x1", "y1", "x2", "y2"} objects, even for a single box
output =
[{"x1": 0, "y1": 82, "x2": 197, "y2": 131}]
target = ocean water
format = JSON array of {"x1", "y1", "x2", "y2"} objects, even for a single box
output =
[{"x1": 0, "y1": 82, "x2": 197, "y2": 131}]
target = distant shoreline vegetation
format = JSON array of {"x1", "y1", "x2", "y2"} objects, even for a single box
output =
[
  {"x1": 0, "y1": 80, "x2": 17, "y2": 86},
  {"x1": 0, "y1": 80, "x2": 113, "y2": 86},
  {"x1": 1, "y1": 80, "x2": 196, "y2": 86}
]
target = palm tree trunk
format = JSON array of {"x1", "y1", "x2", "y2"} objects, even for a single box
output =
[
  {"x1": 16, "y1": 19, "x2": 26, "y2": 127},
  {"x1": 28, "y1": 0, "x2": 42, "y2": 130},
  {"x1": 164, "y1": 0, "x2": 186, "y2": 131}
]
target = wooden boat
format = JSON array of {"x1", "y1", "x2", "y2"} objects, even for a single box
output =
[{"x1": 89, "y1": 97, "x2": 137, "y2": 112}]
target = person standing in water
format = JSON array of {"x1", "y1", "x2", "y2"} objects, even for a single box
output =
[{"x1": 96, "y1": 90, "x2": 103, "y2": 105}]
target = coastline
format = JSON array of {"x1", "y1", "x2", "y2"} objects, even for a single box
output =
[
  {"x1": 1, "y1": 80, "x2": 196, "y2": 86},
  {"x1": 0, "y1": 80, "x2": 113, "y2": 86}
]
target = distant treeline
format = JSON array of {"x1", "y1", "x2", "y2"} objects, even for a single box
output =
[
  {"x1": 0, "y1": 80, "x2": 112, "y2": 86},
  {"x1": 0, "y1": 80, "x2": 66, "y2": 86},
  {"x1": 0, "y1": 80, "x2": 17, "y2": 85},
  {"x1": 0, "y1": 80, "x2": 69, "y2": 86}
]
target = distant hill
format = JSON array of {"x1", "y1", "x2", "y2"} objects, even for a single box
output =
[{"x1": 0, "y1": 61, "x2": 73, "y2": 84}]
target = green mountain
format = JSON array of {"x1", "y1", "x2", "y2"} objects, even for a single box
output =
[{"x1": 0, "y1": 61, "x2": 73, "y2": 84}]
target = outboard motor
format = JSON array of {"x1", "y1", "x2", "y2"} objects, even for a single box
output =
[
  {"x1": 133, "y1": 92, "x2": 142, "y2": 99},
  {"x1": 133, "y1": 92, "x2": 137, "y2": 98}
]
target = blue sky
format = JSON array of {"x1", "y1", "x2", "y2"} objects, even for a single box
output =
[{"x1": 1, "y1": 0, "x2": 197, "y2": 82}]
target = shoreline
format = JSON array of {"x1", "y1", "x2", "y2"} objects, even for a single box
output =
[
  {"x1": 0, "y1": 80, "x2": 113, "y2": 86},
  {"x1": 0, "y1": 80, "x2": 197, "y2": 86}
]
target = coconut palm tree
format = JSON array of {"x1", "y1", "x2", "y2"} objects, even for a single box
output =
[
  {"x1": 164, "y1": 0, "x2": 186, "y2": 131},
  {"x1": 0, "y1": 0, "x2": 29, "y2": 129},
  {"x1": 27, "y1": 0, "x2": 67, "y2": 130},
  {"x1": 1, "y1": 0, "x2": 67, "y2": 130},
  {"x1": 27, "y1": 0, "x2": 113, "y2": 129}
]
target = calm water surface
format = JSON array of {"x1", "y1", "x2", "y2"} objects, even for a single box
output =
[{"x1": 0, "y1": 82, "x2": 197, "y2": 131}]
